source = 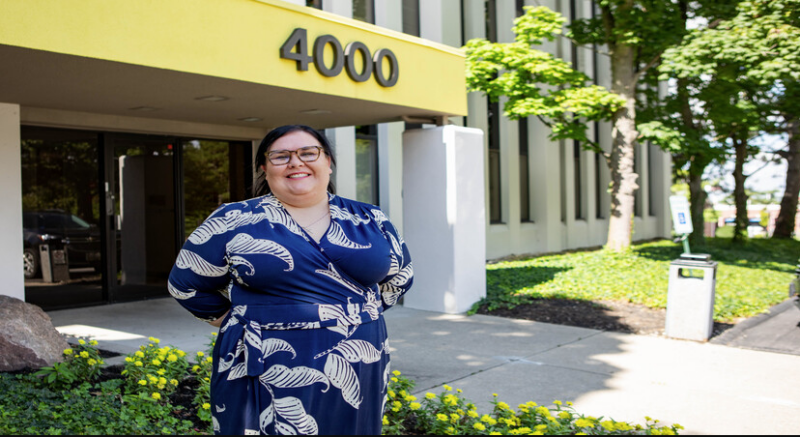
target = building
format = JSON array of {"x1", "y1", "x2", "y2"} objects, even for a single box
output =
[{"x1": 0, "y1": 0, "x2": 672, "y2": 315}]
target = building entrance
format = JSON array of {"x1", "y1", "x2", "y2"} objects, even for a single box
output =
[{"x1": 22, "y1": 127, "x2": 252, "y2": 310}]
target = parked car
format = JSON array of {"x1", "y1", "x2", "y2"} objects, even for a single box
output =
[{"x1": 23, "y1": 210, "x2": 101, "y2": 279}]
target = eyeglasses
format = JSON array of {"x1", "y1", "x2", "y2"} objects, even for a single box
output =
[{"x1": 266, "y1": 146, "x2": 325, "y2": 166}]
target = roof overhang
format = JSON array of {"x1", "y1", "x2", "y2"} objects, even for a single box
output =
[{"x1": 0, "y1": 0, "x2": 467, "y2": 130}]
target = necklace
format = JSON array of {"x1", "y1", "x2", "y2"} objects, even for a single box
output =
[{"x1": 300, "y1": 210, "x2": 330, "y2": 231}]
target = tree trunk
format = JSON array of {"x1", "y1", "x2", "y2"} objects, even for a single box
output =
[
  {"x1": 732, "y1": 136, "x2": 749, "y2": 243},
  {"x1": 606, "y1": 42, "x2": 639, "y2": 251},
  {"x1": 688, "y1": 161, "x2": 708, "y2": 247},
  {"x1": 773, "y1": 119, "x2": 800, "y2": 239}
]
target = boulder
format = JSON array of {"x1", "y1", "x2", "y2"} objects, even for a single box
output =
[{"x1": 0, "y1": 295, "x2": 69, "y2": 372}]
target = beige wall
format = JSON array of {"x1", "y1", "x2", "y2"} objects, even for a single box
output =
[{"x1": 0, "y1": 102, "x2": 24, "y2": 300}]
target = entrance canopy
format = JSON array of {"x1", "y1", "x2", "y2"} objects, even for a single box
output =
[{"x1": 0, "y1": 0, "x2": 467, "y2": 129}]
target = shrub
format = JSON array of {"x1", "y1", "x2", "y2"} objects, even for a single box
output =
[
  {"x1": 121, "y1": 337, "x2": 190, "y2": 400},
  {"x1": 382, "y1": 372, "x2": 683, "y2": 435},
  {"x1": 33, "y1": 338, "x2": 104, "y2": 390}
]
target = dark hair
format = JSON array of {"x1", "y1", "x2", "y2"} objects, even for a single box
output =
[{"x1": 254, "y1": 125, "x2": 336, "y2": 196}]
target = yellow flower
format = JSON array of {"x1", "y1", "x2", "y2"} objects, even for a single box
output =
[
  {"x1": 674, "y1": 424, "x2": 684, "y2": 430},
  {"x1": 206, "y1": 357, "x2": 213, "y2": 363},
  {"x1": 157, "y1": 369, "x2": 166, "y2": 375},
  {"x1": 152, "y1": 359, "x2": 161, "y2": 366},
  {"x1": 576, "y1": 434, "x2": 587, "y2": 436},
  {"x1": 63, "y1": 348, "x2": 73, "y2": 355},
  {"x1": 196, "y1": 351, "x2": 205, "y2": 357},
  {"x1": 138, "y1": 380, "x2": 147, "y2": 386},
  {"x1": 553, "y1": 400, "x2": 562, "y2": 406},
  {"x1": 170, "y1": 379, "x2": 179, "y2": 386},
  {"x1": 158, "y1": 377, "x2": 167, "y2": 385},
  {"x1": 600, "y1": 421, "x2": 616, "y2": 431},
  {"x1": 79, "y1": 351, "x2": 89, "y2": 359},
  {"x1": 660, "y1": 428, "x2": 676, "y2": 436},
  {"x1": 490, "y1": 433, "x2": 502, "y2": 435},
  {"x1": 456, "y1": 388, "x2": 462, "y2": 393},
  {"x1": 473, "y1": 423, "x2": 486, "y2": 431},
  {"x1": 467, "y1": 410, "x2": 479, "y2": 418},
  {"x1": 167, "y1": 354, "x2": 178, "y2": 362},
  {"x1": 204, "y1": 377, "x2": 210, "y2": 382},
  {"x1": 125, "y1": 357, "x2": 134, "y2": 363},
  {"x1": 446, "y1": 427, "x2": 455, "y2": 434},
  {"x1": 390, "y1": 377, "x2": 399, "y2": 383},
  {"x1": 135, "y1": 351, "x2": 145, "y2": 358},
  {"x1": 202, "y1": 403, "x2": 211, "y2": 410},
  {"x1": 87, "y1": 359, "x2": 97, "y2": 366},
  {"x1": 449, "y1": 413, "x2": 460, "y2": 423},
  {"x1": 404, "y1": 395, "x2": 416, "y2": 402},
  {"x1": 177, "y1": 350, "x2": 186, "y2": 358},
  {"x1": 575, "y1": 418, "x2": 594, "y2": 428},
  {"x1": 148, "y1": 337, "x2": 160, "y2": 344},
  {"x1": 392, "y1": 401, "x2": 402, "y2": 409},
  {"x1": 437, "y1": 414, "x2": 448, "y2": 422},
  {"x1": 392, "y1": 370, "x2": 401, "y2": 376},
  {"x1": 151, "y1": 392, "x2": 161, "y2": 400},
  {"x1": 566, "y1": 401, "x2": 574, "y2": 406},
  {"x1": 558, "y1": 411, "x2": 571, "y2": 420},
  {"x1": 78, "y1": 339, "x2": 86, "y2": 345},
  {"x1": 157, "y1": 384, "x2": 166, "y2": 390},
  {"x1": 425, "y1": 392, "x2": 436, "y2": 400},
  {"x1": 387, "y1": 390, "x2": 396, "y2": 399},
  {"x1": 615, "y1": 422, "x2": 633, "y2": 431},
  {"x1": 89, "y1": 340, "x2": 98, "y2": 346},
  {"x1": 535, "y1": 406, "x2": 550, "y2": 415},
  {"x1": 192, "y1": 365, "x2": 200, "y2": 373},
  {"x1": 535, "y1": 425, "x2": 548, "y2": 432},
  {"x1": 443, "y1": 384, "x2": 452, "y2": 391},
  {"x1": 382, "y1": 416, "x2": 389, "y2": 426},
  {"x1": 409, "y1": 402, "x2": 421, "y2": 410},
  {"x1": 212, "y1": 332, "x2": 218, "y2": 336}
]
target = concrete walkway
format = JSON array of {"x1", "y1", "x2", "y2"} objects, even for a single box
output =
[{"x1": 48, "y1": 298, "x2": 800, "y2": 435}]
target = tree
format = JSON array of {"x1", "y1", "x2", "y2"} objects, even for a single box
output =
[
  {"x1": 639, "y1": 0, "x2": 737, "y2": 247},
  {"x1": 568, "y1": 0, "x2": 686, "y2": 250},
  {"x1": 659, "y1": 0, "x2": 800, "y2": 242}
]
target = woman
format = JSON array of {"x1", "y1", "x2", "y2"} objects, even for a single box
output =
[{"x1": 168, "y1": 125, "x2": 413, "y2": 435}]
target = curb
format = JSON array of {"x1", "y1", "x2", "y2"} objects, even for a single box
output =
[{"x1": 710, "y1": 298, "x2": 797, "y2": 346}]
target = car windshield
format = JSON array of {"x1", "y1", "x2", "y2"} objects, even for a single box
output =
[{"x1": 40, "y1": 213, "x2": 91, "y2": 229}]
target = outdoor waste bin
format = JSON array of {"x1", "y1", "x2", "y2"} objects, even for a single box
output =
[
  {"x1": 665, "y1": 253, "x2": 717, "y2": 342},
  {"x1": 39, "y1": 243, "x2": 70, "y2": 283}
]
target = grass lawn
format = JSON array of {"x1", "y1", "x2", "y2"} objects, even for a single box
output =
[{"x1": 478, "y1": 237, "x2": 799, "y2": 322}]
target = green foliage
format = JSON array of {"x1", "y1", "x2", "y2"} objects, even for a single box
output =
[
  {"x1": 1, "y1": 335, "x2": 217, "y2": 435},
  {"x1": 121, "y1": 337, "x2": 190, "y2": 400},
  {"x1": 464, "y1": 6, "x2": 625, "y2": 150},
  {"x1": 33, "y1": 338, "x2": 105, "y2": 390},
  {"x1": 189, "y1": 334, "x2": 217, "y2": 423},
  {"x1": 382, "y1": 372, "x2": 683, "y2": 435},
  {"x1": 473, "y1": 238, "x2": 798, "y2": 322}
]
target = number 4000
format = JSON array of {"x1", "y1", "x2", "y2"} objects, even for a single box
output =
[{"x1": 280, "y1": 28, "x2": 399, "y2": 87}]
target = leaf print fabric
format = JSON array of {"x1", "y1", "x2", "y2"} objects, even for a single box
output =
[{"x1": 168, "y1": 194, "x2": 413, "y2": 435}]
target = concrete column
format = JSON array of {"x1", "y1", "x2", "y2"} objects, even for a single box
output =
[
  {"x1": 377, "y1": 123, "x2": 404, "y2": 233},
  {"x1": 325, "y1": 127, "x2": 357, "y2": 200},
  {"x1": 402, "y1": 126, "x2": 486, "y2": 314},
  {"x1": 419, "y1": 0, "x2": 462, "y2": 47},
  {"x1": 0, "y1": 103, "x2": 24, "y2": 301},
  {"x1": 374, "y1": 0, "x2": 404, "y2": 232},
  {"x1": 323, "y1": 0, "x2": 352, "y2": 17}
]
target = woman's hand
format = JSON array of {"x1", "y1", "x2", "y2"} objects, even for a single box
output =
[{"x1": 208, "y1": 310, "x2": 230, "y2": 327}]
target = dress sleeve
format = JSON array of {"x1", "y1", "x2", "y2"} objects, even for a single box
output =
[
  {"x1": 167, "y1": 203, "x2": 235, "y2": 322},
  {"x1": 374, "y1": 209, "x2": 413, "y2": 311}
]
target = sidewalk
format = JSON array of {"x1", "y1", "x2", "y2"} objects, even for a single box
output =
[{"x1": 48, "y1": 298, "x2": 800, "y2": 435}]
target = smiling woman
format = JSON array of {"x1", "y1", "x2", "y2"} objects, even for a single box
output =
[{"x1": 167, "y1": 125, "x2": 414, "y2": 435}]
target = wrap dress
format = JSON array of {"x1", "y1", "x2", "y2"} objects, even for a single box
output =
[{"x1": 167, "y1": 193, "x2": 413, "y2": 435}]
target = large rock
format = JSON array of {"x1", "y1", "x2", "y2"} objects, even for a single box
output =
[{"x1": 0, "y1": 296, "x2": 69, "y2": 372}]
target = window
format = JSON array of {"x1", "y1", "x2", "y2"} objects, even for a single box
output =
[
  {"x1": 402, "y1": 0, "x2": 420, "y2": 36},
  {"x1": 353, "y1": 0, "x2": 375, "y2": 24},
  {"x1": 519, "y1": 118, "x2": 531, "y2": 222},
  {"x1": 355, "y1": 125, "x2": 379, "y2": 205}
]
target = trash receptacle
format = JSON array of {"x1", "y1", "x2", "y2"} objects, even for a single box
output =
[
  {"x1": 39, "y1": 243, "x2": 70, "y2": 283},
  {"x1": 665, "y1": 253, "x2": 717, "y2": 342}
]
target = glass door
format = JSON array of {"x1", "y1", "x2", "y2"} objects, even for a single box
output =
[{"x1": 104, "y1": 134, "x2": 178, "y2": 302}]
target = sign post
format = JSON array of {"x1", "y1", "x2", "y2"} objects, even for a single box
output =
[{"x1": 669, "y1": 195, "x2": 693, "y2": 254}]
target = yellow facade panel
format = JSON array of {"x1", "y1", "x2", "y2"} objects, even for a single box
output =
[{"x1": 0, "y1": 0, "x2": 466, "y2": 116}]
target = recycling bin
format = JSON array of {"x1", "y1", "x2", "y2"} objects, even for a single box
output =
[
  {"x1": 665, "y1": 254, "x2": 717, "y2": 342},
  {"x1": 39, "y1": 243, "x2": 70, "y2": 283}
]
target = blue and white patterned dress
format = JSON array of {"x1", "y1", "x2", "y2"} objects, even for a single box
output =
[{"x1": 167, "y1": 193, "x2": 413, "y2": 435}]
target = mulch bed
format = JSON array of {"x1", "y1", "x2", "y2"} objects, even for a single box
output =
[{"x1": 475, "y1": 298, "x2": 735, "y2": 338}]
